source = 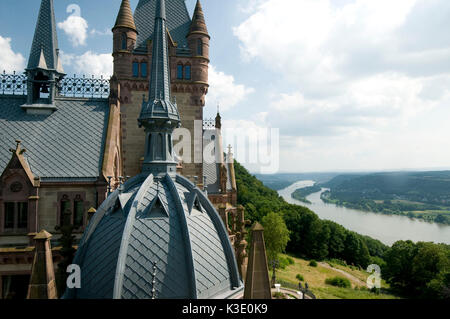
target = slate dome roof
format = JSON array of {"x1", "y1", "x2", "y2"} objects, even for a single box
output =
[{"x1": 63, "y1": 172, "x2": 243, "y2": 299}]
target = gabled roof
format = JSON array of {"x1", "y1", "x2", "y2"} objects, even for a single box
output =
[
  {"x1": 0, "y1": 95, "x2": 109, "y2": 182},
  {"x1": 0, "y1": 140, "x2": 39, "y2": 187},
  {"x1": 134, "y1": 0, "x2": 191, "y2": 50},
  {"x1": 27, "y1": 0, "x2": 60, "y2": 71}
]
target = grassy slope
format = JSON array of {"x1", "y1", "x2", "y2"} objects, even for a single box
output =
[{"x1": 276, "y1": 254, "x2": 399, "y2": 299}]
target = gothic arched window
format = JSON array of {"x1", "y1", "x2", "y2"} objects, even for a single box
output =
[
  {"x1": 121, "y1": 33, "x2": 127, "y2": 50},
  {"x1": 132, "y1": 62, "x2": 139, "y2": 77},
  {"x1": 177, "y1": 64, "x2": 183, "y2": 80},
  {"x1": 141, "y1": 62, "x2": 148, "y2": 77},
  {"x1": 184, "y1": 65, "x2": 191, "y2": 80},
  {"x1": 60, "y1": 195, "x2": 71, "y2": 227},
  {"x1": 74, "y1": 196, "x2": 84, "y2": 228}
]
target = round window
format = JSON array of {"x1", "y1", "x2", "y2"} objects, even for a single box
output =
[{"x1": 10, "y1": 182, "x2": 23, "y2": 193}]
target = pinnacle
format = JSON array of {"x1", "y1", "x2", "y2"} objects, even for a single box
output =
[
  {"x1": 189, "y1": 0, "x2": 209, "y2": 35},
  {"x1": 113, "y1": 0, "x2": 137, "y2": 32}
]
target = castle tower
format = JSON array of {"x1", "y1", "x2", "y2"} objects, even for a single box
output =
[
  {"x1": 186, "y1": 0, "x2": 210, "y2": 106},
  {"x1": 113, "y1": 0, "x2": 210, "y2": 184},
  {"x1": 112, "y1": 0, "x2": 138, "y2": 78},
  {"x1": 63, "y1": 1, "x2": 243, "y2": 299},
  {"x1": 22, "y1": 0, "x2": 65, "y2": 112}
]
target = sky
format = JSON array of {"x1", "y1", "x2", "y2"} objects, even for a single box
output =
[{"x1": 1, "y1": 0, "x2": 450, "y2": 173}]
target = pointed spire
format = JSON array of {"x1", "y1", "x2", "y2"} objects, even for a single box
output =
[
  {"x1": 113, "y1": 0, "x2": 137, "y2": 32},
  {"x1": 138, "y1": 0, "x2": 180, "y2": 176},
  {"x1": 139, "y1": 0, "x2": 179, "y2": 123},
  {"x1": 189, "y1": 0, "x2": 209, "y2": 36},
  {"x1": 27, "y1": 0, "x2": 59, "y2": 71}
]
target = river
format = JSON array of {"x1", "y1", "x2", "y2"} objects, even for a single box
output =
[{"x1": 278, "y1": 180, "x2": 450, "y2": 246}]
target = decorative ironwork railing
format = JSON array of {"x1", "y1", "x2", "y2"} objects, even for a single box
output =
[
  {"x1": 0, "y1": 71, "x2": 110, "y2": 98},
  {"x1": 59, "y1": 75, "x2": 110, "y2": 98},
  {"x1": 203, "y1": 118, "x2": 215, "y2": 130},
  {"x1": 0, "y1": 71, "x2": 27, "y2": 95}
]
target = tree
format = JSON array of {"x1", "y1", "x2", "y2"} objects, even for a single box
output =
[
  {"x1": 304, "y1": 219, "x2": 330, "y2": 261},
  {"x1": 383, "y1": 240, "x2": 417, "y2": 294},
  {"x1": 261, "y1": 212, "x2": 290, "y2": 262},
  {"x1": 326, "y1": 221, "x2": 346, "y2": 259},
  {"x1": 411, "y1": 242, "x2": 450, "y2": 298}
]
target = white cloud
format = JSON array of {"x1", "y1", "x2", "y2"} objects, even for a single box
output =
[
  {"x1": 206, "y1": 65, "x2": 254, "y2": 111},
  {"x1": 234, "y1": 0, "x2": 421, "y2": 89},
  {"x1": 60, "y1": 51, "x2": 113, "y2": 77},
  {"x1": 90, "y1": 28, "x2": 111, "y2": 37},
  {"x1": 0, "y1": 36, "x2": 25, "y2": 73},
  {"x1": 231, "y1": 0, "x2": 450, "y2": 171},
  {"x1": 58, "y1": 15, "x2": 89, "y2": 47}
]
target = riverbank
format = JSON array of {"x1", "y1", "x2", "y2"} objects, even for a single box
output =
[
  {"x1": 291, "y1": 185, "x2": 322, "y2": 204},
  {"x1": 278, "y1": 180, "x2": 450, "y2": 245},
  {"x1": 321, "y1": 190, "x2": 450, "y2": 225}
]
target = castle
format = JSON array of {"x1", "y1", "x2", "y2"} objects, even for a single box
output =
[{"x1": 0, "y1": 0, "x2": 249, "y2": 299}]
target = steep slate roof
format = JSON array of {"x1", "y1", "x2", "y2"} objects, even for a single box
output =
[
  {"x1": 64, "y1": 173, "x2": 243, "y2": 299},
  {"x1": 27, "y1": 0, "x2": 59, "y2": 71},
  {"x1": 0, "y1": 95, "x2": 109, "y2": 181},
  {"x1": 134, "y1": 0, "x2": 191, "y2": 50}
]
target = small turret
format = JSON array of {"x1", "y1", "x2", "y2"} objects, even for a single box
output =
[
  {"x1": 23, "y1": 0, "x2": 65, "y2": 112},
  {"x1": 187, "y1": 0, "x2": 210, "y2": 60},
  {"x1": 186, "y1": 0, "x2": 210, "y2": 107},
  {"x1": 112, "y1": 0, "x2": 138, "y2": 78}
]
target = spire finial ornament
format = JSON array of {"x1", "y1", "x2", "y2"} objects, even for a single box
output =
[{"x1": 138, "y1": 0, "x2": 180, "y2": 176}]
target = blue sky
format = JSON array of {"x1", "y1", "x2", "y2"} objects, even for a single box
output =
[{"x1": 1, "y1": 0, "x2": 450, "y2": 173}]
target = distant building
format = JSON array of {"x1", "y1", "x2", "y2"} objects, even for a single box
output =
[{"x1": 0, "y1": 0, "x2": 245, "y2": 299}]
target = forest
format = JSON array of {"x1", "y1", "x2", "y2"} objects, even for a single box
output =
[{"x1": 235, "y1": 162, "x2": 450, "y2": 298}]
